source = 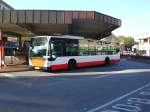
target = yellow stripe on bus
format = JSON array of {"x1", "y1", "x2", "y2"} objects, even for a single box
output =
[{"x1": 31, "y1": 59, "x2": 45, "y2": 67}]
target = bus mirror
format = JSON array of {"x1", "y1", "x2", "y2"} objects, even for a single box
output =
[
  {"x1": 43, "y1": 56, "x2": 50, "y2": 59},
  {"x1": 48, "y1": 55, "x2": 56, "y2": 61},
  {"x1": 52, "y1": 55, "x2": 56, "y2": 59}
]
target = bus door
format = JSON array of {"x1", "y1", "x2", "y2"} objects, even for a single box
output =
[{"x1": 50, "y1": 39, "x2": 65, "y2": 59}]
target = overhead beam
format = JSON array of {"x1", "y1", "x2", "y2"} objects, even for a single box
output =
[
  {"x1": 0, "y1": 10, "x2": 121, "y2": 27},
  {"x1": 0, "y1": 10, "x2": 121, "y2": 38}
]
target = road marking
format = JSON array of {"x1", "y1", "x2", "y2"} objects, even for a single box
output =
[
  {"x1": 1, "y1": 68, "x2": 150, "y2": 78},
  {"x1": 59, "y1": 69, "x2": 150, "y2": 76},
  {"x1": 112, "y1": 104, "x2": 142, "y2": 112},
  {"x1": 127, "y1": 97, "x2": 150, "y2": 105},
  {"x1": 92, "y1": 75, "x2": 113, "y2": 79},
  {"x1": 0, "y1": 73, "x2": 16, "y2": 78},
  {"x1": 87, "y1": 83, "x2": 150, "y2": 112},
  {"x1": 9, "y1": 72, "x2": 58, "y2": 77}
]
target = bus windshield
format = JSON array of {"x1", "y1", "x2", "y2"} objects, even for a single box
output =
[{"x1": 30, "y1": 37, "x2": 48, "y2": 58}]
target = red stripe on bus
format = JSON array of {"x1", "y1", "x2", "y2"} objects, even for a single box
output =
[
  {"x1": 77, "y1": 61, "x2": 105, "y2": 68},
  {"x1": 51, "y1": 64, "x2": 68, "y2": 70},
  {"x1": 50, "y1": 59, "x2": 120, "y2": 70}
]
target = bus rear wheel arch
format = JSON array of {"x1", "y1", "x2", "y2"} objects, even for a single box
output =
[
  {"x1": 68, "y1": 59, "x2": 77, "y2": 70},
  {"x1": 105, "y1": 57, "x2": 110, "y2": 65}
]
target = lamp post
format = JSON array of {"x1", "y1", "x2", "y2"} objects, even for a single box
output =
[
  {"x1": 0, "y1": 29, "x2": 5, "y2": 69},
  {"x1": 0, "y1": 29, "x2": 3, "y2": 68}
]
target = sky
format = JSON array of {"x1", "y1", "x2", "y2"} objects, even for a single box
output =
[{"x1": 4, "y1": 0, "x2": 150, "y2": 39}]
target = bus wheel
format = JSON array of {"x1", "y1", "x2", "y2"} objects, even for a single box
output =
[
  {"x1": 105, "y1": 57, "x2": 110, "y2": 65},
  {"x1": 68, "y1": 59, "x2": 76, "y2": 70}
]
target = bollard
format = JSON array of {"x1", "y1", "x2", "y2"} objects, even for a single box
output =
[{"x1": 0, "y1": 46, "x2": 2, "y2": 67}]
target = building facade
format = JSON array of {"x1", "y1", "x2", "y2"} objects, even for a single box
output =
[
  {"x1": 132, "y1": 42, "x2": 139, "y2": 53},
  {"x1": 101, "y1": 34, "x2": 120, "y2": 50},
  {"x1": 138, "y1": 37, "x2": 150, "y2": 56},
  {"x1": 0, "y1": 0, "x2": 14, "y2": 10}
]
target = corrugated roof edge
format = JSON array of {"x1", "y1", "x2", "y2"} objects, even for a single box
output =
[{"x1": 0, "y1": 0, "x2": 14, "y2": 10}]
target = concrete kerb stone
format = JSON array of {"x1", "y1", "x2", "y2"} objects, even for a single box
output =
[{"x1": 0, "y1": 66, "x2": 32, "y2": 73}]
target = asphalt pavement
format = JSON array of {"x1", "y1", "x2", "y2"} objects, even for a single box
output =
[{"x1": 0, "y1": 59, "x2": 150, "y2": 112}]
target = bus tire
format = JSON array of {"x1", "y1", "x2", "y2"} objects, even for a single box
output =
[
  {"x1": 105, "y1": 57, "x2": 110, "y2": 65},
  {"x1": 68, "y1": 59, "x2": 77, "y2": 70}
]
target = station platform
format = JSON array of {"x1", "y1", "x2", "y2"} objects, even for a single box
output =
[{"x1": 0, "y1": 64, "x2": 31, "y2": 73}]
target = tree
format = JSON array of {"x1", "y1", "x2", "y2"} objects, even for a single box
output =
[
  {"x1": 117, "y1": 36, "x2": 134, "y2": 51},
  {"x1": 105, "y1": 35, "x2": 135, "y2": 51},
  {"x1": 123, "y1": 36, "x2": 134, "y2": 51}
]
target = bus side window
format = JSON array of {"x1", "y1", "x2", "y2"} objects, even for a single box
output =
[
  {"x1": 79, "y1": 45, "x2": 88, "y2": 56},
  {"x1": 116, "y1": 48, "x2": 120, "y2": 53},
  {"x1": 64, "y1": 39, "x2": 79, "y2": 56},
  {"x1": 89, "y1": 45, "x2": 96, "y2": 55},
  {"x1": 51, "y1": 41, "x2": 64, "y2": 57}
]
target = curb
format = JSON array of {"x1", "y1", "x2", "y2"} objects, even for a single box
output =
[{"x1": 0, "y1": 68, "x2": 33, "y2": 73}]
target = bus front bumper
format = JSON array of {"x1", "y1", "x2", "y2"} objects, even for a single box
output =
[{"x1": 30, "y1": 66, "x2": 51, "y2": 71}]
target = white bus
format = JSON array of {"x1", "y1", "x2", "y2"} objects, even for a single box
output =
[{"x1": 29, "y1": 35, "x2": 120, "y2": 71}]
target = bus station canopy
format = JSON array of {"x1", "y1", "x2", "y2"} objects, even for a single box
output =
[{"x1": 0, "y1": 10, "x2": 121, "y2": 38}]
